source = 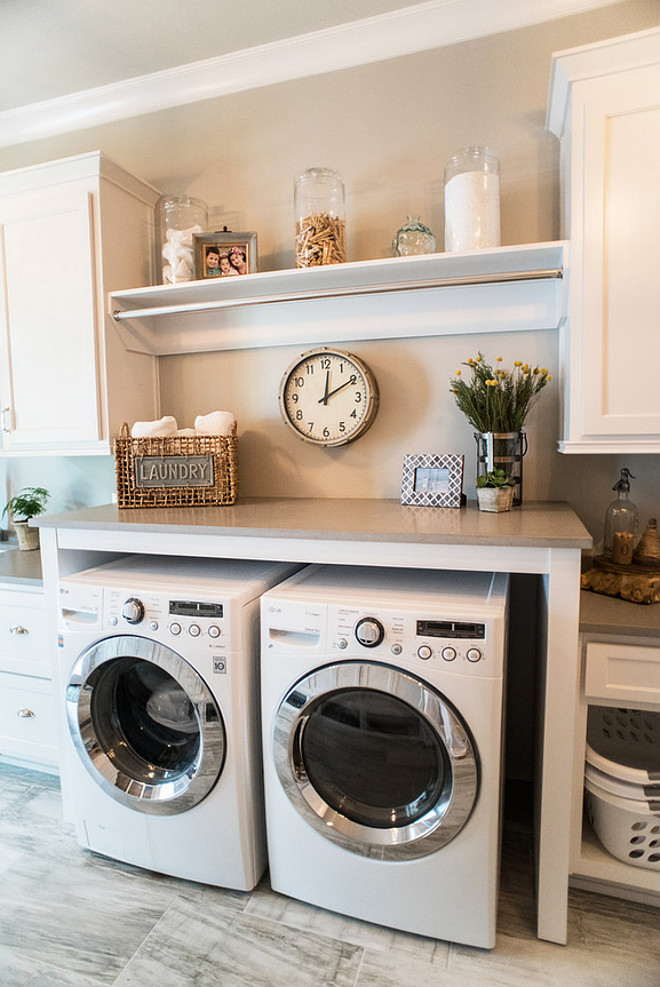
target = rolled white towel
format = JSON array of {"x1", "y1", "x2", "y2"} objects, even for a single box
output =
[
  {"x1": 131, "y1": 416, "x2": 178, "y2": 438},
  {"x1": 176, "y1": 428, "x2": 198, "y2": 436},
  {"x1": 194, "y1": 411, "x2": 235, "y2": 436}
]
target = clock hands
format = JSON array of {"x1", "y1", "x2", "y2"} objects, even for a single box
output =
[
  {"x1": 320, "y1": 370, "x2": 330, "y2": 406},
  {"x1": 317, "y1": 374, "x2": 357, "y2": 404}
]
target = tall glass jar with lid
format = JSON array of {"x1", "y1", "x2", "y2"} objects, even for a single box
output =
[
  {"x1": 294, "y1": 168, "x2": 346, "y2": 267},
  {"x1": 156, "y1": 195, "x2": 208, "y2": 283},
  {"x1": 444, "y1": 147, "x2": 500, "y2": 252}
]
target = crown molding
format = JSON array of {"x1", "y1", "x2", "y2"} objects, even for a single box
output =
[{"x1": 0, "y1": 0, "x2": 623, "y2": 148}]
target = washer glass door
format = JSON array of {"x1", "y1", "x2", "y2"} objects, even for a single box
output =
[
  {"x1": 66, "y1": 635, "x2": 225, "y2": 815},
  {"x1": 273, "y1": 661, "x2": 478, "y2": 859}
]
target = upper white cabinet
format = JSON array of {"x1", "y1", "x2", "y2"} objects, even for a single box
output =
[
  {"x1": 548, "y1": 28, "x2": 660, "y2": 453},
  {"x1": 0, "y1": 152, "x2": 160, "y2": 456}
]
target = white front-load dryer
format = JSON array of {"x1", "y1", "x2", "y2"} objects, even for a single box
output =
[
  {"x1": 260, "y1": 564, "x2": 509, "y2": 948},
  {"x1": 57, "y1": 555, "x2": 301, "y2": 890}
]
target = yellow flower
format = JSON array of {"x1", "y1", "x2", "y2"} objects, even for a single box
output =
[
  {"x1": 476, "y1": 354, "x2": 483, "y2": 361},
  {"x1": 540, "y1": 368, "x2": 549, "y2": 376},
  {"x1": 496, "y1": 356, "x2": 503, "y2": 362},
  {"x1": 486, "y1": 379, "x2": 498, "y2": 387},
  {"x1": 456, "y1": 369, "x2": 462, "y2": 375},
  {"x1": 514, "y1": 361, "x2": 522, "y2": 367},
  {"x1": 546, "y1": 374, "x2": 553, "y2": 381}
]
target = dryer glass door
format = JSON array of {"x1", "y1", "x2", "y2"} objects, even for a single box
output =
[
  {"x1": 273, "y1": 661, "x2": 478, "y2": 859},
  {"x1": 66, "y1": 635, "x2": 225, "y2": 815}
]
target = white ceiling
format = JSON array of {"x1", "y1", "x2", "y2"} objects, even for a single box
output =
[
  {"x1": 0, "y1": 0, "x2": 629, "y2": 146},
  {"x1": 0, "y1": 0, "x2": 424, "y2": 112}
]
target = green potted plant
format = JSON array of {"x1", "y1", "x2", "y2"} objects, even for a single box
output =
[
  {"x1": 2, "y1": 486, "x2": 50, "y2": 550},
  {"x1": 475, "y1": 469, "x2": 516, "y2": 513},
  {"x1": 449, "y1": 352, "x2": 552, "y2": 505}
]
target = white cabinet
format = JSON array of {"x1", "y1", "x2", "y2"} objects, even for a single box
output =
[
  {"x1": 0, "y1": 151, "x2": 161, "y2": 455},
  {"x1": 0, "y1": 583, "x2": 57, "y2": 771},
  {"x1": 548, "y1": 28, "x2": 660, "y2": 453}
]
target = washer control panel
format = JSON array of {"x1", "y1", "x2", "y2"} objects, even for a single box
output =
[
  {"x1": 330, "y1": 604, "x2": 492, "y2": 672},
  {"x1": 102, "y1": 588, "x2": 227, "y2": 644}
]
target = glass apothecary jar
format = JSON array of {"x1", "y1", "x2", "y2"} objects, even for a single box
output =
[
  {"x1": 156, "y1": 195, "x2": 208, "y2": 284},
  {"x1": 444, "y1": 147, "x2": 500, "y2": 252},
  {"x1": 294, "y1": 168, "x2": 346, "y2": 267},
  {"x1": 392, "y1": 215, "x2": 436, "y2": 256}
]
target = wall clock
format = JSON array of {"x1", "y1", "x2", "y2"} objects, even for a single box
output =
[{"x1": 278, "y1": 347, "x2": 379, "y2": 446}]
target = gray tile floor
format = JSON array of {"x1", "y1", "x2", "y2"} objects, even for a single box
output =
[{"x1": 0, "y1": 763, "x2": 658, "y2": 986}]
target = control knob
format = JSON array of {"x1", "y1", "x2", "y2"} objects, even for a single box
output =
[
  {"x1": 355, "y1": 617, "x2": 385, "y2": 648},
  {"x1": 121, "y1": 597, "x2": 144, "y2": 624}
]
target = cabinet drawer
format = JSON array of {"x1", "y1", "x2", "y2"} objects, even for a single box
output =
[
  {"x1": 0, "y1": 592, "x2": 48, "y2": 676},
  {"x1": 584, "y1": 641, "x2": 660, "y2": 706},
  {"x1": 0, "y1": 671, "x2": 57, "y2": 766}
]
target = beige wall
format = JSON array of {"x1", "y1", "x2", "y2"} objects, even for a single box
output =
[{"x1": 2, "y1": 0, "x2": 659, "y2": 546}]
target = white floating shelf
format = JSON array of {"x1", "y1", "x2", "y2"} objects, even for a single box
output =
[{"x1": 109, "y1": 241, "x2": 567, "y2": 355}]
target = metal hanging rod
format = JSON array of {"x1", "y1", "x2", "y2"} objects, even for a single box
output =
[{"x1": 113, "y1": 267, "x2": 563, "y2": 322}]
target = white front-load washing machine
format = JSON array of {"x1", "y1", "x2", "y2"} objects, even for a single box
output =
[
  {"x1": 260, "y1": 564, "x2": 509, "y2": 948},
  {"x1": 57, "y1": 554, "x2": 300, "y2": 890}
]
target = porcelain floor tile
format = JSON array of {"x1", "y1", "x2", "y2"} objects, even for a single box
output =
[
  {"x1": 1, "y1": 766, "x2": 657, "y2": 987},
  {"x1": 245, "y1": 881, "x2": 398, "y2": 952},
  {"x1": 114, "y1": 895, "x2": 362, "y2": 987},
  {"x1": 0, "y1": 845, "x2": 177, "y2": 983}
]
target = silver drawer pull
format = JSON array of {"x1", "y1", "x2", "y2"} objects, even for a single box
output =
[
  {"x1": 17, "y1": 708, "x2": 36, "y2": 718},
  {"x1": 9, "y1": 625, "x2": 29, "y2": 635}
]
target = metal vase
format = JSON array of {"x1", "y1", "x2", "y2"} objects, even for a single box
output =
[{"x1": 474, "y1": 431, "x2": 527, "y2": 507}]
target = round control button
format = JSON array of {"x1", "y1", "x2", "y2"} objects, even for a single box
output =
[
  {"x1": 337, "y1": 638, "x2": 348, "y2": 650},
  {"x1": 189, "y1": 624, "x2": 201, "y2": 637},
  {"x1": 109, "y1": 616, "x2": 118, "y2": 627},
  {"x1": 121, "y1": 597, "x2": 144, "y2": 625},
  {"x1": 208, "y1": 625, "x2": 221, "y2": 639},
  {"x1": 391, "y1": 643, "x2": 403, "y2": 656},
  {"x1": 355, "y1": 618, "x2": 385, "y2": 648},
  {"x1": 442, "y1": 647, "x2": 457, "y2": 662},
  {"x1": 417, "y1": 645, "x2": 432, "y2": 660},
  {"x1": 169, "y1": 622, "x2": 182, "y2": 636},
  {"x1": 467, "y1": 648, "x2": 482, "y2": 663},
  {"x1": 149, "y1": 620, "x2": 159, "y2": 631}
]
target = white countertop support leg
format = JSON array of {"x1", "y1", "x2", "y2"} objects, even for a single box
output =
[{"x1": 535, "y1": 547, "x2": 582, "y2": 944}]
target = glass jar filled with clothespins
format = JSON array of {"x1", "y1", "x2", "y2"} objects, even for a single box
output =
[{"x1": 294, "y1": 167, "x2": 346, "y2": 267}]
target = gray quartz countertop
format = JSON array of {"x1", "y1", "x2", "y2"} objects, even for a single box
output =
[
  {"x1": 580, "y1": 588, "x2": 660, "y2": 639},
  {"x1": 36, "y1": 498, "x2": 593, "y2": 548},
  {"x1": 0, "y1": 546, "x2": 43, "y2": 586}
]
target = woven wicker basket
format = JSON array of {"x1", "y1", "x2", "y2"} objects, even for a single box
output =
[{"x1": 113, "y1": 421, "x2": 238, "y2": 508}]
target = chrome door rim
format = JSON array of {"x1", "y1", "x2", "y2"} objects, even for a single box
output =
[
  {"x1": 272, "y1": 661, "x2": 478, "y2": 860},
  {"x1": 66, "y1": 635, "x2": 225, "y2": 815}
]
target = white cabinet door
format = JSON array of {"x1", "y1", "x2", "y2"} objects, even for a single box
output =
[
  {"x1": 548, "y1": 29, "x2": 660, "y2": 452},
  {"x1": 0, "y1": 184, "x2": 102, "y2": 449},
  {"x1": 0, "y1": 151, "x2": 160, "y2": 456}
]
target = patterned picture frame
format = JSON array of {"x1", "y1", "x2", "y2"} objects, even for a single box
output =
[{"x1": 401, "y1": 453, "x2": 464, "y2": 508}]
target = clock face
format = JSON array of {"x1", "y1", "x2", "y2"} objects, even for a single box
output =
[{"x1": 279, "y1": 347, "x2": 379, "y2": 446}]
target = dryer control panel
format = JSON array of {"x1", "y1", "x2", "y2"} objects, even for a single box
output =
[{"x1": 329, "y1": 604, "x2": 494, "y2": 672}]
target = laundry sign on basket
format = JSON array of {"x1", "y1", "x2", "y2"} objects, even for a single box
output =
[{"x1": 113, "y1": 418, "x2": 238, "y2": 508}]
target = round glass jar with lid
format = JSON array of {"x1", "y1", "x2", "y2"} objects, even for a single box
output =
[
  {"x1": 156, "y1": 195, "x2": 208, "y2": 284},
  {"x1": 444, "y1": 147, "x2": 500, "y2": 252},
  {"x1": 392, "y1": 215, "x2": 436, "y2": 256},
  {"x1": 294, "y1": 168, "x2": 346, "y2": 267}
]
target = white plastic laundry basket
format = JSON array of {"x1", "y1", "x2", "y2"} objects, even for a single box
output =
[{"x1": 584, "y1": 776, "x2": 660, "y2": 869}]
